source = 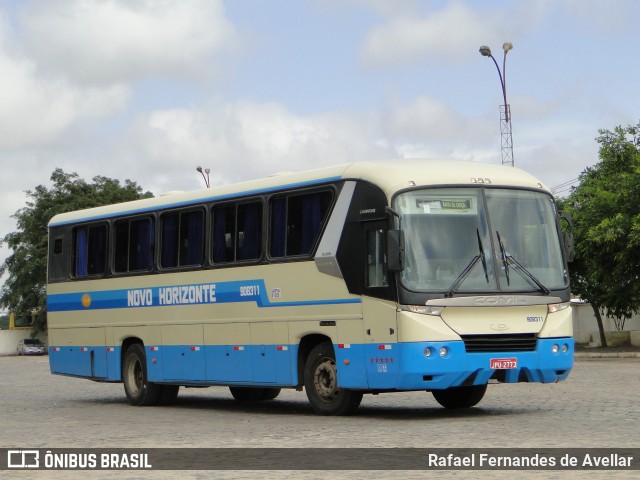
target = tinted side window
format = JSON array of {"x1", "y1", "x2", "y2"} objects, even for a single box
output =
[
  {"x1": 73, "y1": 224, "x2": 107, "y2": 277},
  {"x1": 114, "y1": 217, "x2": 155, "y2": 273},
  {"x1": 212, "y1": 201, "x2": 262, "y2": 263},
  {"x1": 270, "y1": 191, "x2": 333, "y2": 258},
  {"x1": 160, "y1": 209, "x2": 205, "y2": 268}
]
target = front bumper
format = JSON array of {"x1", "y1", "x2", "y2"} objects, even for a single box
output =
[{"x1": 336, "y1": 337, "x2": 574, "y2": 390}]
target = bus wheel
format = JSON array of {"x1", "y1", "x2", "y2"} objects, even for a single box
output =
[
  {"x1": 260, "y1": 388, "x2": 281, "y2": 400},
  {"x1": 122, "y1": 343, "x2": 161, "y2": 406},
  {"x1": 157, "y1": 385, "x2": 180, "y2": 406},
  {"x1": 432, "y1": 384, "x2": 487, "y2": 409},
  {"x1": 304, "y1": 342, "x2": 362, "y2": 415},
  {"x1": 230, "y1": 387, "x2": 270, "y2": 401}
]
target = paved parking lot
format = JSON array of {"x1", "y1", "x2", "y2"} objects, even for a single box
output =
[{"x1": 0, "y1": 354, "x2": 638, "y2": 478}]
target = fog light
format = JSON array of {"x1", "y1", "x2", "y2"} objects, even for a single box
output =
[
  {"x1": 439, "y1": 347, "x2": 448, "y2": 357},
  {"x1": 562, "y1": 344, "x2": 569, "y2": 353},
  {"x1": 551, "y1": 344, "x2": 559, "y2": 354},
  {"x1": 424, "y1": 347, "x2": 432, "y2": 358}
]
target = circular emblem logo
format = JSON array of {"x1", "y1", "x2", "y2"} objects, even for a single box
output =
[
  {"x1": 81, "y1": 293, "x2": 92, "y2": 308},
  {"x1": 490, "y1": 323, "x2": 510, "y2": 331}
]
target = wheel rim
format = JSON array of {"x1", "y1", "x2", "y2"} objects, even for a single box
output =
[
  {"x1": 313, "y1": 356, "x2": 339, "y2": 402},
  {"x1": 126, "y1": 356, "x2": 143, "y2": 396}
]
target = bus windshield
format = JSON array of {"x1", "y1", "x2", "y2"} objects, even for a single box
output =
[{"x1": 395, "y1": 187, "x2": 567, "y2": 294}]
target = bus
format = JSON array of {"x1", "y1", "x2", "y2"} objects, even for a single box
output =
[{"x1": 46, "y1": 160, "x2": 574, "y2": 415}]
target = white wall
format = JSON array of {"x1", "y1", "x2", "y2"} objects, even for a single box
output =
[
  {"x1": 0, "y1": 330, "x2": 30, "y2": 355},
  {"x1": 572, "y1": 302, "x2": 640, "y2": 344}
]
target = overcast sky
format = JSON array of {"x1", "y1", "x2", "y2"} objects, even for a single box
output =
[{"x1": 1, "y1": 0, "x2": 639, "y2": 286}]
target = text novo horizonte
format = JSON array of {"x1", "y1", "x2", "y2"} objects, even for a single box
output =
[{"x1": 127, "y1": 284, "x2": 217, "y2": 307}]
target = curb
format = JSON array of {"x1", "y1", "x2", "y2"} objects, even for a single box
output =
[{"x1": 574, "y1": 352, "x2": 640, "y2": 359}]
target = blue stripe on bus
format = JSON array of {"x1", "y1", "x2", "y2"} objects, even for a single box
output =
[
  {"x1": 48, "y1": 338, "x2": 574, "y2": 389},
  {"x1": 49, "y1": 176, "x2": 343, "y2": 226},
  {"x1": 47, "y1": 279, "x2": 361, "y2": 312}
]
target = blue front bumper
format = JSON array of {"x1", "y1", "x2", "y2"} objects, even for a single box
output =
[{"x1": 336, "y1": 337, "x2": 574, "y2": 391}]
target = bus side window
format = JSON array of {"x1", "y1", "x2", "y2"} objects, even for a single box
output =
[
  {"x1": 237, "y1": 203, "x2": 262, "y2": 261},
  {"x1": 114, "y1": 217, "x2": 154, "y2": 273},
  {"x1": 213, "y1": 205, "x2": 235, "y2": 263},
  {"x1": 181, "y1": 210, "x2": 204, "y2": 266},
  {"x1": 270, "y1": 190, "x2": 333, "y2": 258},
  {"x1": 160, "y1": 212, "x2": 179, "y2": 268},
  {"x1": 213, "y1": 201, "x2": 262, "y2": 263},
  {"x1": 53, "y1": 237, "x2": 63, "y2": 255},
  {"x1": 366, "y1": 228, "x2": 389, "y2": 288},
  {"x1": 73, "y1": 224, "x2": 107, "y2": 277},
  {"x1": 161, "y1": 209, "x2": 204, "y2": 268}
]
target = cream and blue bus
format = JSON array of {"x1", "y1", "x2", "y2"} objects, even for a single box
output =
[{"x1": 47, "y1": 160, "x2": 574, "y2": 415}]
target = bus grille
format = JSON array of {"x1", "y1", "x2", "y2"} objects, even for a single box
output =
[{"x1": 461, "y1": 333, "x2": 537, "y2": 353}]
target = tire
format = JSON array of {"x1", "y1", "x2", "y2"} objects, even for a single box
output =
[
  {"x1": 229, "y1": 387, "x2": 264, "y2": 401},
  {"x1": 304, "y1": 342, "x2": 362, "y2": 416},
  {"x1": 157, "y1": 385, "x2": 180, "y2": 406},
  {"x1": 122, "y1": 343, "x2": 161, "y2": 406},
  {"x1": 260, "y1": 388, "x2": 281, "y2": 400},
  {"x1": 432, "y1": 384, "x2": 487, "y2": 409}
]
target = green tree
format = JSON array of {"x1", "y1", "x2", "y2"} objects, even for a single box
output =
[
  {"x1": 0, "y1": 168, "x2": 152, "y2": 334},
  {"x1": 564, "y1": 122, "x2": 640, "y2": 346}
]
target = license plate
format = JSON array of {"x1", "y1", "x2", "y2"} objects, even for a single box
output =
[{"x1": 490, "y1": 358, "x2": 517, "y2": 369}]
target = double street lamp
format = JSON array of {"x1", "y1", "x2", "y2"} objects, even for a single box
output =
[
  {"x1": 479, "y1": 42, "x2": 514, "y2": 166},
  {"x1": 196, "y1": 166, "x2": 211, "y2": 188}
]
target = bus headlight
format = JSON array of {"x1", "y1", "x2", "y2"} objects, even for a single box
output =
[
  {"x1": 405, "y1": 305, "x2": 445, "y2": 316},
  {"x1": 548, "y1": 302, "x2": 571, "y2": 314}
]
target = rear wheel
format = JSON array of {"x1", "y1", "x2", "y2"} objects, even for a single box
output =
[
  {"x1": 304, "y1": 342, "x2": 362, "y2": 415},
  {"x1": 157, "y1": 385, "x2": 180, "y2": 405},
  {"x1": 260, "y1": 388, "x2": 281, "y2": 400},
  {"x1": 122, "y1": 343, "x2": 161, "y2": 406},
  {"x1": 432, "y1": 384, "x2": 487, "y2": 409},
  {"x1": 229, "y1": 387, "x2": 281, "y2": 401}
]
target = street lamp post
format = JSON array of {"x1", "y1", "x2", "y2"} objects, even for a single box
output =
[
  {"x1": 196, "y1": 166, "x2": 211, "y2": 188},
  {"x1": 479, "y1": 42, "x2": 514, "y2": 166}
]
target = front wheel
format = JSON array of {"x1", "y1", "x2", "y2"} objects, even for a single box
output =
[
  {"x1": 432, "y1": 384, "x2": 487, "y2": 409},
  {"x1": 304, "y1": 342, "x2": 362, "y2": 415},
  {"x1": 122, "y1": 343, "x2": 161, "y2": 406}
]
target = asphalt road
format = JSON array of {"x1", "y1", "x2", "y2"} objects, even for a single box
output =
[{"x1": 0, "y1": 354, "x2": 638, "y2": 479}]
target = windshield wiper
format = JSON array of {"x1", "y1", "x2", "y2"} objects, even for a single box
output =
[
  {"x1": 446, "y1": 229, "x2": 489, "y2": 297},
  {"x1": 496, "y1": 231, "x2": 510, "y2": 285},
  {"x1": 496, "y1": 231, "x2": 550, "y2": 295},
  {"x1": 477, "y1": 229, "x2": 489, "y2": 283}
]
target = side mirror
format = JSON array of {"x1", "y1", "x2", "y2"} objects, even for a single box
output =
[
  {"x1": 558, "y1": 211, "x2": 575, "y2": 262},
  {"x1": 387, "y1": 230, "x2": 405, "y2": 271}
]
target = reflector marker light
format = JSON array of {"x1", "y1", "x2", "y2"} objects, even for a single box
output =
[
  {"x1": 190, "y1": 346, "x2": 201, "y2": 351},
  {"x1": 276, "y1": 345, "x2": 288, "y2": 351},
  {"x1": 149, "y1": 346, "x2": 159, "y2": 351},
  {"x1": 378, "y1": 344, "x2": 392, "y2": 350},
  {"x1": 338, "y1": 344, "x2": 351, "y2": 349},
  {"x1": 80, "y1": 347, "x2": 89, "y2": 352},
  {"x1": 106, "y1": 347, "x2": 115, "y2": 352},
  {"x1": 233, "y1": 346, "x2": 244, "y2": 351},
  {"x1": 52, "y1": 347, "x2": 60, "y2": 352}
]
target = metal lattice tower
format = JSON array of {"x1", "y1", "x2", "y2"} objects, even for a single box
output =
[
  {"x1": 480, "y1": 42, "x2": 514, "y2": 167},
  {"x1": 500, "y1": 104, "x2": 514, "y2": 166}
]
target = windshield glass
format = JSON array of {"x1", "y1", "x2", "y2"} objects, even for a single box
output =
[{"x1": 394, "y1": 187, "x2": 567, "y2": 294}]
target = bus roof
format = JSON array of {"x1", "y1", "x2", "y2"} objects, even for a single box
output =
[{"x1": 49, "y1": 160, "x2": 551, "y2": 227}]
